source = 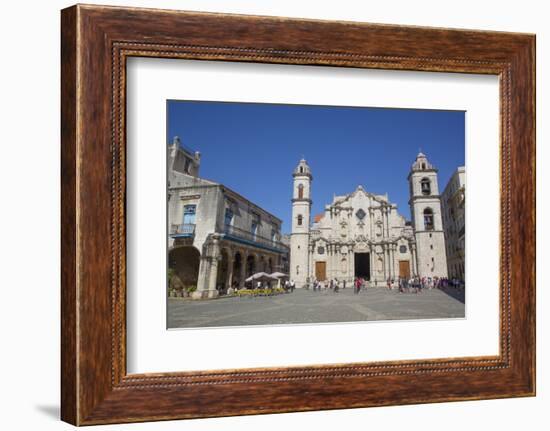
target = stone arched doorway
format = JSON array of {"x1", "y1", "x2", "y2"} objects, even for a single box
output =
[
  {"x1": 233, "y1": 252, "x2": 243, "y2": 287},
  {"x1": 168, "y1": 246, "x2": 200, "y2": 290},
  {"x1": 246, "y1": 254, "x2": 256, "y2": 277},
  {"x1": 216, "y1": 249, "x2": 230, "y2": 292}
]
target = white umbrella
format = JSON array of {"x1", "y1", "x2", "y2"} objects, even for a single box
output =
[
  {"x1": 269, "y1": 272, "x2": 289, "y2": 289},
  {"x1": 245, "y1": 272, "x2": 278, "y2": 284},
  {"x1": 269, "y1": 272, "x2": 289, "y2": 279}
]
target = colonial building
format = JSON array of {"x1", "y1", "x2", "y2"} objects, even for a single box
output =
[
  {"x1": 168, "y1": 137, "x2": 289, "y2": 299},
  {"x1": 289, "y1": 152, "x2": 449, "y2": 287},
  {"x1": 441, "y1": 166, "x2": 466, "y2": 280}
]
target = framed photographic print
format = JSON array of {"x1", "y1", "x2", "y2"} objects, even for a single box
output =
[{"x1": 61, "y1": 4, "x2": 535, "y2": 425}]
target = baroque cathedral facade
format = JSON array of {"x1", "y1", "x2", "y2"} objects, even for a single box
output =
[{"x1": 290, "y1": 152, "x2": 448, "y2": 287}]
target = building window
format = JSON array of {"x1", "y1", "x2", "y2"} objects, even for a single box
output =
[
  {"x1": 299, "y1": 166, "x2": 303, "y2": 173},
  {"x1": 356, "y1": 208, "x2": 366, "y2": 220},
  {"x1": 184, "y1": 157, "x2": 191, "y2": 174},
  {"x1": 422, "y1": 163, "x2": 426, "y2": 169},
  {"x1": 317, "y1": 246, "x2": 325, "y2": 255},
  {"x1": 296, "y1": 265, "x2": 300, "y2": 275},
  {"x1": 297, "y1": 214, "x2": 303, "y2": 226},
  {"x1": 271, "y1": 228, "x2": 277, "y2": 244},
  {"x1": 420, "y1": 178, "x2": 431, "y2": 195},
  {"x1": 298, "y1": 183, "x2": 304, "y2": 199},
  {"x1": 399, "y1": 245, "x2": 407, "y2": 254},
  {"x1": 423, "y1": 208, "x2": 434, "y2": 230},
  {"x1": 224, "y1": 208, "x2": 233, "y2": 232},
  {"x1": 183, "y1": 204, "x2": 196, "y2": 225},
  {"x1": 251, "y1": 219, "x2": 258, "y2": 240}
]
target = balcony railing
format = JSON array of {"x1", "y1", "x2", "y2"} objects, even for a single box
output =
[
  {"x1": 170, "y1": 223, "x2": 196, "y2": 236},
  {"x1": 223, "y1": 225, "x2": 288, "y2": 253}
]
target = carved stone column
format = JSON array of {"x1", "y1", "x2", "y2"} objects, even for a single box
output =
[
  {"x1": 369, "y1": 244, "x2": 374, "y2": 281},
  {"x1": 385, "y1": 207, "x2": 390, "y2": 237},
  {"x1": 206, "y1": 236, "x2": 221, "y2": 293},
  {"x1": 381, "y1": 208, "x2": 386, "y2": 238},
  {"x1": 369, "y1": 208, "x2": 374, "y2": 239},
  {"x1": 394, "y1": 244, "x2": 398, "y2": 278},
  {"x1": 389, "y1": 244, "x2": 395, "y2": 279},
  {"x1": 350, "y1": 246, "x2": 355, "y2": 282},
  {"x1": 411, "y1": 242, "x2": 418, "y2": 277},
  {"x1": 385, "y1": 244, "x2": 391, "y2": 280},
  {"x1": 193, "y1": 234, "x2": 221, "y2": 299},
  {"x1": 328, "y1": 244, "x2": 334, "y2": 281},
  {"x1": 308, "y1": 243, "x2": 314, "y2": 284}
]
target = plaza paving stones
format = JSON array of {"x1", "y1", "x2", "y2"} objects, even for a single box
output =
[{"x1": 167, "y1": 287, "x2": 465, "y2": 329}]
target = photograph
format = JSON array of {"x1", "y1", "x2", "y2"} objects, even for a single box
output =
[
  {"x1": 0, "y1": 0, "x2": 541, "y2": 428},
  {"x1": 166, "y1": 100, "x2": 466, "y2": 329}
]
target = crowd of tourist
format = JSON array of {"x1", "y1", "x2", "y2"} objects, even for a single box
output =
[
  {"x1": 222, "y1": 276, "x2": 464, "y2": 296},
  {"x1": 310, "y1": 278, "x2": 346, "y2": 292},
  {"x1": 307, "y1": 276, "x2": 464, "y2": 294}
]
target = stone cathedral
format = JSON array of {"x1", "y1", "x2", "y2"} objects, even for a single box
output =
[{"x1": 289, "y1": 152, "x2": 448, "y2": 287}]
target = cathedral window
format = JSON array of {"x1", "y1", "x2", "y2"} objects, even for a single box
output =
[
  {"x1": 317, "y1": 246, "x2": 325, "y2": 255},
  {"x1": 399, "y1": 245, "x2": 407, "y2": 254},
  {"x1": 423, "y1": 208, "x2": 434, "y2": 231},
  {"x1": 297, "y1": 214, "x2": 303, "y2": 226},
  {"x1": 356, "y1": 208, "x2": 366, "y2": 220},
  {"x1": 299, "y1": 166, "x2": 304, "y2": 173},
  {"x1": 421, "y1": 178, "x2": 431, "y2": 195},
  {"x1": 298, "y1": 184, "x2": 304, "y2": 199}
]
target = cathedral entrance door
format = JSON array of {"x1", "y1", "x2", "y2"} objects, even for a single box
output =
[
  {"x1": 399, "y1": 260, "x2": 411, "y2": 279},
  {"x1": 315, "y1": 261, "x2": 326, "y2": 281},
  {"x1": 354, "y1": 253, "x2": 370, "y2": 280}
]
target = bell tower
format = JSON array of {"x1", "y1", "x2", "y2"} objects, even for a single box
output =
[
  {"x1": 408, "y1": 152, "x2": 448, "y2": 278},
  {"x1": 290, "y1": 159, "x2": 312, "y2": 287}
]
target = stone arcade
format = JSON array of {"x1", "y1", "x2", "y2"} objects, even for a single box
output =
[
  {"x1": 167, "y1": 137, "x2": 289, "y2": 299},
  {"x1": 290, "y1": 153, "x2": 448, "y2": 287}
]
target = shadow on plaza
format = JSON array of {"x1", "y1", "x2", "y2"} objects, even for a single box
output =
[{"x1": 438, "y1": 287, "x2": 465, "y2": 304}]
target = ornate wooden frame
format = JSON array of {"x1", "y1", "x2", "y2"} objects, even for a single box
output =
[{"x1": 61, "y1": 4, "x2": 536, "y2": 425}]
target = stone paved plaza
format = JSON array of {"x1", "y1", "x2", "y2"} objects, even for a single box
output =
[{"x1": 167, "y1": 287, "x2": 465, "y2": 329}]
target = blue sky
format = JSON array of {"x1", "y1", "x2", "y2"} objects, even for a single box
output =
[{"x1": 167, "y1": 100, "x2": 464, "y2": 234}]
